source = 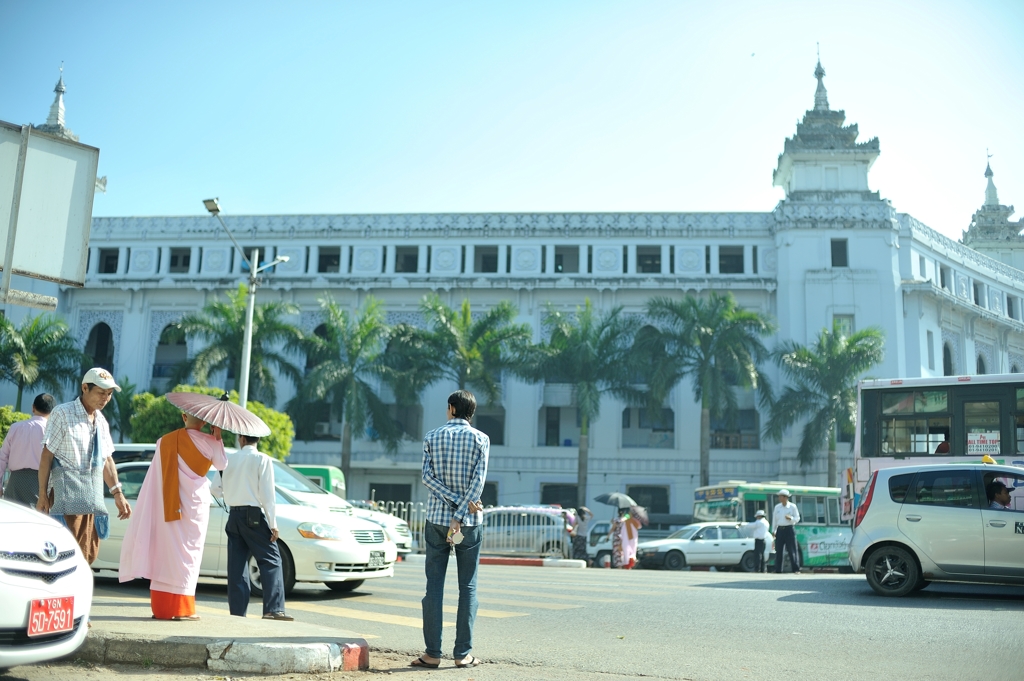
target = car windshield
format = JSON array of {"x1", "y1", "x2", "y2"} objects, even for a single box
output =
[
  {"x1": 273, "y1": 461, "x2": 327, "y2": 494},
  {"x1": 667, "y1": 526, "x2": 699, "y2": 540}
]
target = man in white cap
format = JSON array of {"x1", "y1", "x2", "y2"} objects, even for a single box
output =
[
  {"x1": 772, "y1": 489, "x2": 801, "y2": 574},
  {"x1": 741, "y1": 509, "x2": 772, "y2": 573},
  {"x1": 37, "y1": 368, "x2": 131, "y2": 564}
]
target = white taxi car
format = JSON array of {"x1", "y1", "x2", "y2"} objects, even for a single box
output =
[
  {"x1": 0, "y1": 500, "x2": 93, "y2": 669},
  {"x1": 93, "y1": 460, "x2": 397, "y2": 594},
  {"x1": 636, "y1": 522, "x2": 771, "y2": 571}
]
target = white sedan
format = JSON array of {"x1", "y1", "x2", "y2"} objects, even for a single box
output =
[
  {"x1": 636, "y1": 522, "x2": 771, "y2": 571},
  {"x1": 93, "y1": 460, "x2": 397, "y2": 594},
  {"x1": 0, "y1": 500, "x2": 94, "y2": 669}
]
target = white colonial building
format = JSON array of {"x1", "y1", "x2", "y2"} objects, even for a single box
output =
[{"x1": 5, "y1": 61, "x2": 1024, "y2": 514}]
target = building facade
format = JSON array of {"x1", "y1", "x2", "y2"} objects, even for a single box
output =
[{"x1": 5, "y1": 62, "x2": 1024, "y2": 513}]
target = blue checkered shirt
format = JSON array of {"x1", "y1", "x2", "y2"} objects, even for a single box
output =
[{"x1": 422, "y1": 418, "x2": 489, "y2": 526}]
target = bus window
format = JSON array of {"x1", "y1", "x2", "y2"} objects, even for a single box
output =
[
  {"x1": 692, "y1": 499, "x2": 740, "y2": 522},
  {"x1": 795, "y1": 496, "x2": 825, "y2": 524},
  {"x1": 826, "y1": 497, "x2": 840, "y2": 524},
  {"x1": 878, "y1": 391, "x2": 951, "y2": 456},
  {"x1": 964, "y1": 401, "x2": 1001, "y2": 455},
  {"x1": 1016, "y1": 389, "x2": 1024, "y2": 453}
]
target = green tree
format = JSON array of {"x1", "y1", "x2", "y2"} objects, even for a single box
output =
[
  {"x1": 524, "y1": 299, "x2": 639, "y2": 509},
  {"x1": 0, "y1": 407, "x2": 30, "y2": 446},
  {"x1": 130, "y1": 385, "x2": 294, "y2": 461},
  {"x1": 103, "y1": 376, "x2": 137, "y2": 443},
  {"x1": 0, "y1": 314, "x2": 86, "y2": 411},
  {"x1": 648, "y1": 293, "x2": 775, "y2": 487},
  {"x1": 173, "y1": 284, "x2": 302, "y2": 405},
  {"x1": 295, "y1": 296, "x2": 402, "y2": 482},
  {"x1": 764, "y1": 323, "x2": 885, "y2": 487},
  {"x1": 388, "y1": 295, "x2": 532, "y2": 405}
]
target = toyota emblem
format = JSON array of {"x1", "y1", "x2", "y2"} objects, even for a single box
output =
[{"x1": 41, "y1": 542, "x2": 58, "y2": 562}]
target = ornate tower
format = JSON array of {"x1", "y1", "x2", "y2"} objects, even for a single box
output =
[
  {"x1": 32, "y1": 65, "x2": 79, "y2": 142},
  {"x1": 962, "y1": 160, "x2": 1022, "y2": 246}
]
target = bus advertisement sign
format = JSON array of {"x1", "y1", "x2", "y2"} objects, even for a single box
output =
[{"x1": 795, "y1": 526, "x2": 852, "y2": 567}]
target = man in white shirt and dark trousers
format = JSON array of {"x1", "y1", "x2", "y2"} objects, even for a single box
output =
[
  {"x1": 772, "y1": 489, "x2": 801, "y2": 574},
  {"x1": 221, "y1": 434, "x2": 293, "y2": 620},
  {"x1": 741, "y1": 509, "x2": 772, "y2": 573}
]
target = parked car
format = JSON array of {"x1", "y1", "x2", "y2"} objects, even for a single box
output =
[
  {"x1": 93, "y1": 460, "x2": 397, "y2": 594},
  {"x1": 848, "y1": 462, "x2": 1024, "y2": 597},
  {"x1": 0, "y1": 500, "x2": 94, "y2": 669},
  {"x1": 635, "y1": 522, "x2": 771, "y2": 571},
  {"x1": 284, "y1": 464, "x2": 412, "y2": 553},
  {"x1": 482, "y1": 506, "x2": 572, "y2": 557}
]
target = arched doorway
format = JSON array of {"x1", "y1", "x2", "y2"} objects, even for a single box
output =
[
  {"x1": 977, "y1": 355, "x2": 987, "y2": 375},
  {"x1": 942, "y1": 344, "x2": 954, "y2": 376},
  {"x1": 153, "y1": 325, "x2": 187, "y2": 387},
  {"x1": 85, "y1": 323, "x2": 114, "y2": 374}
]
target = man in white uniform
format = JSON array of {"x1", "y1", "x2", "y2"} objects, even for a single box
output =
[
  {"x1": 218, "y1": 434, "x2": 292, "y2": 620},
  {"x1": 772, "y1": 489, "x2": 801, "y2": 574},
  {"x1": 741, "y1": 509, "x2": 772, "y2": 573}
]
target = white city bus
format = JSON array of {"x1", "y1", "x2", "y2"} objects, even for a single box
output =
[{"x1": 847, "y1": 373, "x2": 1024, "y2": 515}]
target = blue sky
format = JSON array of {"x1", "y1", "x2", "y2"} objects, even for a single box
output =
[{"x1": 2, "y1": 1, "x2": 1022, "y2": 241}]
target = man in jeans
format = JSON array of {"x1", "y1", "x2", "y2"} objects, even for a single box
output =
[{"x1": 411, "y1": 390, "x2": 488, "y2": 670}]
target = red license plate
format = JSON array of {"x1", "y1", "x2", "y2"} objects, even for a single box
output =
[{"x1": 27, "y1": 597, "x2": 74, "y2": 637}]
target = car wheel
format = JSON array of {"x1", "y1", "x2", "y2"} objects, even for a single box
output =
[
  {"x1": 595, "y1": 551, "x2": 611, "y2": 568},
  {"x1": 325, "y1": 579, "x2": 365, "y2": 593},
  {"x1": 865, "y1": 545, "x2": 921, "y2": 597},
  {"x1": 664, "y1": 550, "x2": 686, "y2": 571},
  {"x1": 542, "y1": 541, "x2": 563, "y2": 557},
  {"x1": 248, "y1": 541, "x2": 297, "y2": 597},
  {"x1": 739, "y1": 551, "x2": 758, "y2": 572}
]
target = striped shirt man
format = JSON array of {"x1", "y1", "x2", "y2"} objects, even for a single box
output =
[{"x1": 421, "y1": 418, "x2": 489, "y2": 527}]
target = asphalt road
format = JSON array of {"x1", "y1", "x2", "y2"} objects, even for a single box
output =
[{"x1": 6, "y1": 563, "x2": 1024, "y2": 680}]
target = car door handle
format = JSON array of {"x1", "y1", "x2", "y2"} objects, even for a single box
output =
[
  {"x1": 905, "y1": 515, "x2": 922, "y2": 522},
  {"x1": 989, "y1": 520, "x2": 1007, "y2": 528}
]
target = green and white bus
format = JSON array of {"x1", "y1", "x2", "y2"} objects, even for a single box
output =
[{"x1": 693, "y1": 481, "x2": 852, "y2": 568}]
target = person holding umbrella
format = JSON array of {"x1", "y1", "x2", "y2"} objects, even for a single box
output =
[{"x1": 118, "y1": 394, "x2": 228, "y2": 620}]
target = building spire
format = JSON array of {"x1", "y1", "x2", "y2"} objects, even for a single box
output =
[
  {"x1": 33, "y1": 63, "x2": 78, "y2": 142},
  {"x1": 984, "y1": 149, "x2": 1000, "y2": 206},
  {"x1": 813, "y1": 44, "x2": 829, "y2": 112}
]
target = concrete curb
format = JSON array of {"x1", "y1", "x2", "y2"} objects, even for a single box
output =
[{"x1": 80, "y1": 630, "x2": 370, "y2": 673}]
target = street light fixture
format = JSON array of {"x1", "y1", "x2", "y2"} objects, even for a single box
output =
[{"x1": 203, "y1": 198, "x2": 289, "y2": 408}]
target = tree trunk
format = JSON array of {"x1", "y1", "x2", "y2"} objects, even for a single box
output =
[
  {"x1": 15, "y1": 383, "x2": 24, "y2": 413},
  {"x1": 341, "y1": 420, "x2": 352, "y2": 489},
  {"x1": 700, "y1": 406, "x2": 711, "y2": 487},
  {"x1": 577, "y1": 415, "x2": 589, "y2": 509},
  {"x1": 827, "y1": 445, "x2": 837, "y2": 488}
]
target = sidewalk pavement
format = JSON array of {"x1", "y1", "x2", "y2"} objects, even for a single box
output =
[{"x1": 78, "y1": 592, "x2": 368, "y2": 674}]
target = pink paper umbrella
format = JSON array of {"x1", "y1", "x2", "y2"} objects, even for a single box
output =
[{"x1": 164, "y1": 392, "x2": 271, "y2": 438}]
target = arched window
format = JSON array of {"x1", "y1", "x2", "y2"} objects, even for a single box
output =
[
  {"x1": 1012, "y1": 365, "x2": 1021, "y2": 374},
  {"x1": 305, "y1": 324, "x2": 329, "y2": 374},
  {"x1": 977, "y1": 355, "x2": 987, "y2": 375},
  {"x1": 942, "y1": 344, "x2": 954, "y2": 376},
  {"x1": 153, "y1": 324, "x2": 186, "y2": 378},
  {"x1": 84, "y1": 323, "x2": 114, "y2": 374}
]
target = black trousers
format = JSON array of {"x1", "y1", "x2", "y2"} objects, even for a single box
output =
[
  {"x1": 754, "y1": 538, "x2": 766, "y2": 572},
  {"x1": 774, "y1": 525, "x2": 800, "y2": 573},
  {"x1": 225, "y1": 506, "x2": 285, "y2": 616}
]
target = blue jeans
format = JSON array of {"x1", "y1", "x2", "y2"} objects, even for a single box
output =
[
  {"x1": 226, "y1": 506, "x2": 285, "y2": 616},
  {"x1": 422, "y1": 521, "x2": 481, "y2": 660}
]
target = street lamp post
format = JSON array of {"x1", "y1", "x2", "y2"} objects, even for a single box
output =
[{"x1": 203, "y1": 198, "x2": 289, "y2": 408}]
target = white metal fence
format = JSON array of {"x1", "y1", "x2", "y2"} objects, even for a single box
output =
[{"x1": 365, "y1": 501, "x2": 571, "y2": 557}]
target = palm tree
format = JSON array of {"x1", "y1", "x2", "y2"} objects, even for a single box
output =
[
  {"x1": 524, "y1": 299, "x2": 639, "y2": 509},
  {"x1": 764, "y1": 323, "x2": 885, "y2": 487},
  {"x1": 296, "y1": 296, "x2": 404, "y2": 482},
  {"x1": 648, "y1": 293, "x2": 775, "y2": 487},
  {"x1": 173, "y1": 284, "x2": 302, "y2": 405},
  {"x1": 0, "y1": 314, "x2": 85, "y2": 411},
  {"x1": 389, "y1": 295, "x2": 532, "y2": 405},
  {"x1": 103, "y1": 376, "x2": 137, "y2": 443}
]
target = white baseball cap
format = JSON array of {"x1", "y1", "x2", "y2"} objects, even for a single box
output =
[
  {"x1": 754, "y1": 509, "x2": 766, "y2": 517},
  {"x1": 778, "y1": 489, "x2": 791, "y2": 497},
  {"x1": 82, "y1": 367, "x2": 121, "y2": 392}
]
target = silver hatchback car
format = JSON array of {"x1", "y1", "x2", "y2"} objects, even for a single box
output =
[{"x1": 848, "y1": 462, "x2": 1024, "y2": 596}]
